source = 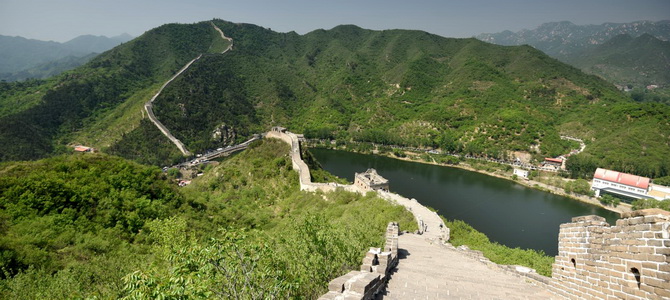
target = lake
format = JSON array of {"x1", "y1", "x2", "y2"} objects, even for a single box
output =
[{"x1": 310, "y1": 148, "x2": 620, "y2": 256}]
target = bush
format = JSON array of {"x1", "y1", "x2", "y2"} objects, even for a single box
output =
[
  {"x1": 564, "y1": 179, "x2": 594, "y2": 196},
  {"x1": 599, "y1": 194, "x2": 620, "y2": 207},
  {"x1": 445, "y1": 218, "x2": 554, "y2": 277}
]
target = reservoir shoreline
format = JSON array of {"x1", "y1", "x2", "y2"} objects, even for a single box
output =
[{"x1": 307, "y1": 144, "x2": 630, "y2": 215}]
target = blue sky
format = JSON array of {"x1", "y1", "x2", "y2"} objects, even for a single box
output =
[{"x1": 1, "y1": 0, "x2": 668, "y2": 42}]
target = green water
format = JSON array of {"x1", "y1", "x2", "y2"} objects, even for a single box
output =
[{"x1": 310, "y1": 148, "x2": 620, "y2": 256}]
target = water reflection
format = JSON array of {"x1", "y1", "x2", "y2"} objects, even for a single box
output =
[{"x1": 310, "y1": 148, "x2": 619, "y2": 256}]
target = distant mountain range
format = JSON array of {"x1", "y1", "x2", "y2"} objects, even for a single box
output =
[
  {"x1": 477, "y1": 20, "x2": 670, "y2": 58},
  {"x1": 564, "y1": 34, "x2": 670, "y2": 88},
  {"x1": 0, "y1": 33, "x2": 133, "y2": 81},
  {"x1": 476, "y1": 20, "x2": 670, "y2": 92}
]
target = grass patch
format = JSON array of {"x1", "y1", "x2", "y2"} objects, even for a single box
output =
[{"x1": 444, "y1": 218, "x2": 554, "y2": 276}]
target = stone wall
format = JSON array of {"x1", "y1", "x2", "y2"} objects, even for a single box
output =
[
  {"x1": 550, "y1": 209, "x2": 670, "y2": 299},
  {"x1": 319, "y1": 222, "x2": 400, "y2": 300},
  {"x1": 266, "y1": 130, "x2": 449, "y2": 241}
]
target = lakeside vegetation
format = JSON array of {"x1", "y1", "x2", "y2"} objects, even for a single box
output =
[
  {"x1": 0, "y1": 140, "x2": 416, "y2": 298},
  {"x1": 445, "y1": 218, "x2": 554, "y2": 277}
]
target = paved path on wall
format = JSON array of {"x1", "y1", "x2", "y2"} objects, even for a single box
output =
[
  {"x1": 380, "y1": 234, "x2": 557, "y2": 300},
  {"x1": 378, "y1": 191, "x2": 447, "y2": 240},
  {"x1": 271, "y1": 130, "x2": 556, "y2": 299},
  {"x1": 144, "y1": 22, "x2": 231, "y2": 156}
]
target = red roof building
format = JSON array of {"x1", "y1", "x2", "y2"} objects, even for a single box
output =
[
  {"x1": 74, "y1": 145, "x2": 93, "y2": 152},
  {"x1": 593, "y1": 168, "x2": 649, "y2": 190},
  {"x1": 544, "y1": 158, "x2": 563, "y2": 164}
]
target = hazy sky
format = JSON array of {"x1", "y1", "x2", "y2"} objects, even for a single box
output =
[{"x1": 1, "y1": 0, "x2": 669, "y2": 42}]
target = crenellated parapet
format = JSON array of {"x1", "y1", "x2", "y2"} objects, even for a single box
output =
[
  {"x1": 318, "y1": 222, "x2": 400, "y2": 300},
  {"x1": 550, "y1": 208, "x2": 670, "y2": 299}
]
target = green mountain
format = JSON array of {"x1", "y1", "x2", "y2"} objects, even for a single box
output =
[
  {"x1": 1, "y1": 19, "x2": 669, "y2": 178},
  {"x1": 476, "y1": 20, "x2": 670, "y2": 59},
  {"x1": 565, "y1": 34, "x2": 670, "y2": 88},
  {"x1": 0, "y1": 53, "x2": 97, "y2": 82},
  {"x1": 0, "y1": 33, "x2": 132, "y2": 81},
  {"x1": 476, "y1": 21, "x2": 670, "y2": 104},
  {"x1": 0, "y1": 139, "x2": 415, "y2": 298}
]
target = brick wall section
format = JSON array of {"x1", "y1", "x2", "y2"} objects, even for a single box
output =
[
  {"x1": 550, "y1": 208, "x2": 670, "y2": 299},
  {"x1": 318, "y1": 222, "x2": 399, "y2": 300}
]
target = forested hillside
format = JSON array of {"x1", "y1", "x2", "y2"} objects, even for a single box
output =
[
  {"x1": 476, "y1": 21, "x2": 670, "y2": 105},
  {"x1": 0, "y1": 19, "x2": 669, "y2": 178},
  {"x1": 565, "y1": 34, "x2": 670, "y2": 85},
  {"x1": 0, "y1": 139, "x2": 415, "y2": 298},
  {"x1": 0, "y1": 22, "x2": 221, "y2": 161}
]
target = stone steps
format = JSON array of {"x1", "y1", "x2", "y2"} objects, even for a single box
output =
[{"x1": 379, "y1": 234, "x2": 557, "y2": 300}]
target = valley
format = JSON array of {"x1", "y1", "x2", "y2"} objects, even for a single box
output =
[{"x1": 0, "y1": 16, "x2": 669, "y2": 299}]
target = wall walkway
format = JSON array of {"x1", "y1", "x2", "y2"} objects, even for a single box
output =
[{"x1": 144, "y1": 22, "x2": 232, "y2": 156}]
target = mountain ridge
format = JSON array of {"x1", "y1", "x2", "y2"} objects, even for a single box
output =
[
  {"x1": 0, "y1": 33, "x2": 133, "y2": 81},
  {"x1": 0, "y1": 19, "x2": 668, "y2": 178},
  {"x1": 476, "y1": 20, "x2": 670, "y2": 59}
]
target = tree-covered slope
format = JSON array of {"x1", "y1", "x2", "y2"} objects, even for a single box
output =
[
  {"x1": 565, "y1": 34, "x2": 670, "y2": 88},
  {"x1": 0, "y1": 19, "x2": 668, "y2": 178},
  {"x1": 0, "y1": 139, "x2": 416, "y2": 299},
  {"x1": 0, "y1": 22, "x2": 223, "y2": 161},
  {"x1": 146, "y1": 20, "x2": 669, "y2": 177}
]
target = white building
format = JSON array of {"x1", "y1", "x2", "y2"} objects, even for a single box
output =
[
  {"x1": 591, "y1": 168, "x2": 650, "y2": 199},
  {"x1": 513, "y1": 168, "x2": 529, "y2": 179}
]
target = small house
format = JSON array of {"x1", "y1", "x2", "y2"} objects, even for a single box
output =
[{"x1": 513, "y1": 168, "x2": 529, "y2": 179}]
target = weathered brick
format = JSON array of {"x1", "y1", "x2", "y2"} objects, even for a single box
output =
[
  {"x1": 656, "y1": 247, "x2": 670, "y2": 255},
  {"x1": 647, "y1": 254, "x2": 666, "y2": 262},
  {"x1": 657, "y1": 271, "x2": 670, "y2": 281},
  {"x1": 644, "y1": 276, "x2": 666, "y2": 289},
  {"x1": 647, "y1": 239, "x2": 664, "y2": 247},
  {"x1": 642, "y1": 261, "x2": 659, "y2": 270},
  {"x1": 644, "y1": 232, "x2": 656, "y2": 238},
  {"x1": 655, "y1": 286, "x2": 670, "y2": 298}
]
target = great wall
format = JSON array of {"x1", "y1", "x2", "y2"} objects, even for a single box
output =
[
  {"x1": 145, "y1": 22, "x2": 233, "y2": 156},
  {"x1": 266, "y1": 127, "x2": 670, "y2": 299}
]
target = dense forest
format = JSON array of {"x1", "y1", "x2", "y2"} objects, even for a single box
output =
[
  {"x1": 0, "y1": 19, "x2": 668, "y2": 179},
  {"x1": 0, "y1": 139, "x2": 417, "y2": 298}
]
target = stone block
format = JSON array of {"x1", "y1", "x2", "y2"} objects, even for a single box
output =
[
  {"x1": 647, "y1": 239, "x2": 664, "y2": 247},
  {"x1": 655, "y1": 286, "x2": 670, "y2": 298},
  {"x1": 644, "y1": 276, "x2": 666, "y2": 289},
  {"x1": 573, "y1": 215, "x2": 607, "y2": 223},
  {"x1": 317, "y1": 291, "x2": 342, "y2": 300},
  {"x1": 328, "y1": 271, "x2": 358, "y2": 292},
  {"x1": 634, "y1": 224, "x2": 652, "y2": 232},
  {"x1": 656, "y1": 247, "x2": 670, "y2": 256},
  {"x1": 644, "y1": 215, "x2": 670, "y2": 224},
  {"x1": 659, "y1": 272, "x2": 670, "y2": 284},
  {"x1": 622, "y1": 209, "x2": 670, "y2": 219},
  {"x1": 349, "y1": 273, "x2": 380, "y2": 295},
  {"x1": 642, "y1": 261, "x2": 659, "y2": 270},
  {"x1": 647, "y1": 254, "x2": 667, "y2": 263}
]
